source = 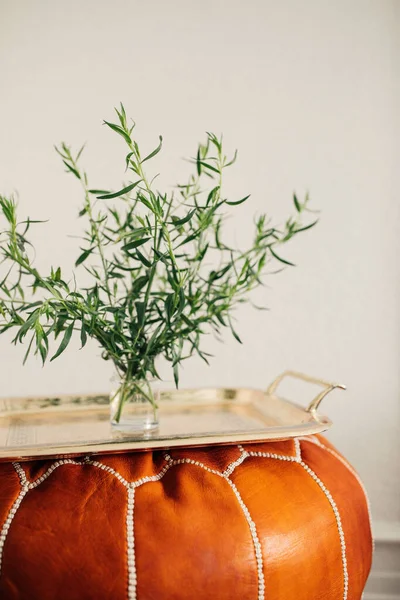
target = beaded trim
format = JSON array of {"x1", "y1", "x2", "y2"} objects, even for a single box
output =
[
  {"x1": 298, "y1": 459, "x2": 349, "y2": 600},
  {"x1": 29, "y1": 459, "x2": 80, "y2": 489},
  {"x1": 224, "y1": 477, "x2": 264, "y2": 599},
  {"x1": 223, "y1": 446, "x2": 249, "y2": 477},
  {"x1": 0, "y1": 485, "x2": 28, "y2": 574},
  {"x1": 126, "y1": 486, "x2": 136, "y2": 600},
  {"x1": 0, "y1": 439, "x2": 356, "y2": 600},
  {"x1": 239, "y1": 439, "x2": 349, "y2": 600},
  {"x1": 299, "y1": 435, "x2": 374, "y2": 553},
  {"x1": 13, "y1": 462, "x2": 28, "y2": 486},
  {"x1": 86, "y1": 458, "x2": 130, "y2": 488}
]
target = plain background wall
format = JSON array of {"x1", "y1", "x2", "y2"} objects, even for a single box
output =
[{"x1": 0, "y1": 0, "x2": 399, "y2": 523}]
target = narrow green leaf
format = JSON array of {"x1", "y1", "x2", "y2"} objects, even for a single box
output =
[
  {"x1": 112, "y1": 264, "x2": 141, "y2": 273},
  {"x1": 216, "y1": 313, "x2": 227, "y2": 326},
  {"x1": 137, "y1": 194, "x2": 155, "y2": 212},
  {"x1": 181, "y1": 314, "x2": 195, "y2": 329},
  {"x1": 135, "y1": 301, "x2": 145, "y2": 327},
  {"x1": 293, "y1": 193, "x2": 301, "y2": 212},
  {"x1": 75, "y1": 248, "x2": 94, "y2": 267},
  {"x1": 17, "y1": 309, "x2": 41, "y2": 341},
  {"x1": 116, "y1": 103, "x2": 127, "y2": 128},
  {"x1": 164, "y1": 294, "x2": 175, "y2": 321},
  {"x1": 229, "y1": 322, "x2": 242, "y2": 344},
  {"x1": 211, "y1": 264, "x2": 231, "y2": 281},
  {"x1": 19, "y1": 218, "x2": 48, "y2": 225},
  {"x1": 88, "y1": 189, "x2": 111, "y2": 195},
  {"x1": 173, "y1": 362, "x2": 179, "y2": 388},
  {"x1": 196, "y1": 146, "x2": 202, "y2": 176},
  {"x1": 23, "y1": 334, "x2": 35, "y2": 365},
  {"x1": 177, "y1": 231, "x2": 201, "y2": 247},
  {"x1": 50, "y1": 322, "x2": 74, "y2": 362},
  {"x1": 76, "y1": 144, "x2": 86, "y2": 161},
  {"x1": 293, "y1": 220, "x2": 319, "y2": 234},
  {"x1": 80, "y1": 322, "x2": 88, "y2": 348},
  {"x1": 141, "y1": 135, "x2": 163, "y2": 163},
  {"x1": 196, "y1": 243, "x2": 209, "y2": 262},
  {"x1": 146, "y1": 323, "x2": 163, "y2": 354},
  {"x1": 135, "y1": 248, "x2": 152, "y2": 268},
  {"x1": 269, "y1": 245, "x2": 295, "y2": 266},
  {"x1": 226, "y1": 195, "x2": 250, "y2": 206},
  {"x1": 131, "y1": 275, "x2": 149, "y2": 294},
  {"x1": 125, "y1": 151, "x2": 135, "y2": 171},
  {"x1": 97, "y1": 181, "x2": 141, "y2": 200},
  {"x1": 128, "y1": 227, "x2": 150, "y2": 240},
  {"x1": 177, "y1": 288, "x2": 185, "y2": 315},
  {"x1": 154, "y1": 248, "x2": 169, "y2": 264},
  {"x1": 207, "y1": 132, "x2": 222, "y2": 152},
  {"x1": 38, "y1": 341, "x2": 48, "y2": 365},
  {"x1": 170, "y1": 208, "x2": 196, "y2": 227},
  {"x1": 103, "y1": 121, "x2": 132, "y2": 144},
  {"x1": 206, "y1": 186, "x2": 220, "y2": 206},
  {"x1": 197, "y1": 160, "x2": 219, "y2": 174},
  {"x1": 20, "y1": 301, "x2": 43, "y2": 312},
  {"x1": 122, "y1": 237, "x2": 150, "y2": 252},
  {"x1": 68, "y1": 292, "x2": 85, "y2": 300},
  {"x1": 225, "y1": 149, "x2": 238, "y2": 167},
  {"x1": 54, "y1": 314, "x2": 68, "y2": 337},
  {"x1": 62, "y1": 160, "x2": 80, "y2": 179}
]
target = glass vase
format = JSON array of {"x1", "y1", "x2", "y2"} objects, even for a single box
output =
[{"x1": 110, "y1": 379, "x2": 159, "y2": 435}]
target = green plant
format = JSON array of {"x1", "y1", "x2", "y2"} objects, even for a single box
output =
[{"x1": 0, "y1": 104, "x2": 316, "y2": 421}]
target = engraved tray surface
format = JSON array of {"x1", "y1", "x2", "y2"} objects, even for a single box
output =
[{"x1": 0, "y1": 371, "x2": 344, "y2": 463}]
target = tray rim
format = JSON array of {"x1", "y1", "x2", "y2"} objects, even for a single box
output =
[{"x1": 0, "y1": 386, "x2": 333, "y2": 462}]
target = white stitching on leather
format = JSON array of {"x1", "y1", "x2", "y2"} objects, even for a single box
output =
[
  {"x1": 126, "y1": 486, "x2": 136, "y2": 600},
  {"x1": 223, "y1": 447, "x2": 248, "y2": 477},
  {"x1": 12, "y1": 462, "x2": 28, "y2": 486},
  {"x1": 86, "y1": 459, "x2": 130, "y2": 488},
  {"x1": 298, "y1": 457, "x2": 349, "y2": 600},
  {"x1": 29, "y1": 459, "x2": 81, "y2": 489},
  {"x1": 224, "y1": 477, "x2": 264, "y2": 600},
  {"x1": 246, "y1": 450, "x2": 300, "y2": 463},
  {"x1": 0, "y1": 475, "x2": 29, "y2": 575},
  {"x1": 294, "y1": 437, "x2": 302, "y2": 461},
  {"x1": 299, "y1": 435, "x2": 374, "y2": 553}
]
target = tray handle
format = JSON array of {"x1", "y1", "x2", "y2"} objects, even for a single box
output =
[{"x1": 266, "y1": 370, "x2": 346, "y2": 415}]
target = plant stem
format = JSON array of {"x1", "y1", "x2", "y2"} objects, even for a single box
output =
[
  {"x1": 111, "y1": 370, "x2": 156, "y2": 424},
  {"x1": 84, "y1": 190, "x2": 113, "y2": 305}
]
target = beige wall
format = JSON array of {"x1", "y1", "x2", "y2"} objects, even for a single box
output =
[{"x1": 0, "y1": 0, "x2": 399, "y2": 522}]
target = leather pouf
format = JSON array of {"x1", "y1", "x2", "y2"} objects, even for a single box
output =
[{"x1": 0, "y1": 435, "x2": 372, "y2": 600}]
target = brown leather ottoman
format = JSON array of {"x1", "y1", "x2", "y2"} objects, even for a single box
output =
[{"x1": 0, "y1": 435, "x2": 372, "y2": 599}]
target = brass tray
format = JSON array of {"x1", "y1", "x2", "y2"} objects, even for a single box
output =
[{"x1": 0, "y1": 371, "x2": 345, "y2": 462}]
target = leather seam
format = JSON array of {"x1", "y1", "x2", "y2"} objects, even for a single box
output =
[
  {"x1": 298, "y1": 436, "x2": 374, "y2": 553},
  {"x1": 298, "y1": 455, "x2": 349, "y2": 600}
]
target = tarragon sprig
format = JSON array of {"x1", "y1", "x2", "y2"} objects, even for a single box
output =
[{"x1": 0, "y1": 104, "x2": 317, "y2": 416}]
